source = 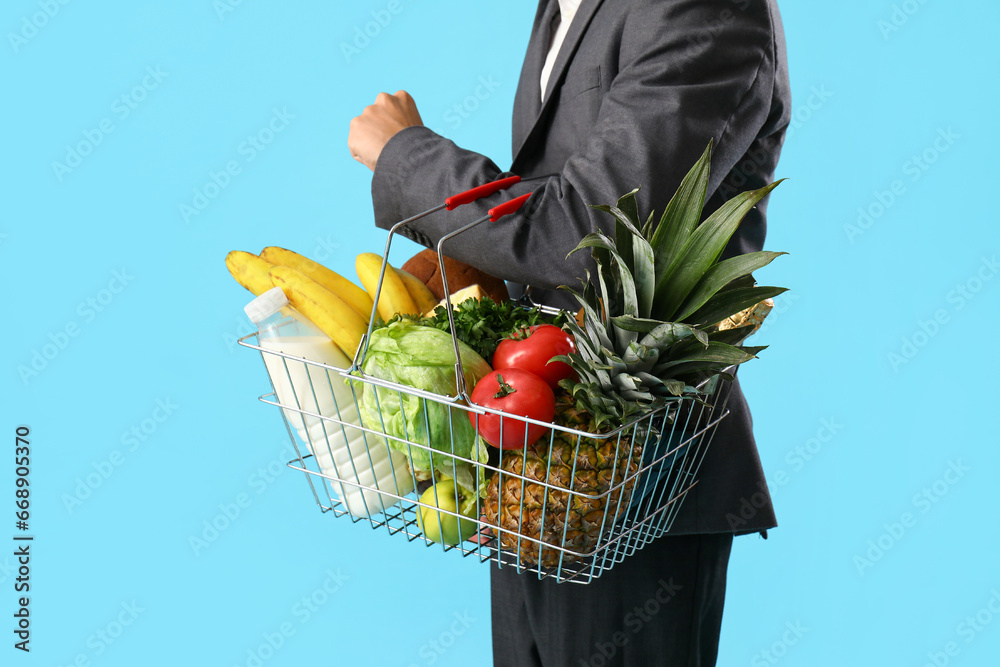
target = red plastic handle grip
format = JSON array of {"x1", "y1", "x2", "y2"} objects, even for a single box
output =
[
  {"x1": 488, "y1": 192, "x2": 533, "y2": 222},
  {"x1": 444, "y1": 175, "x2": 521, "y2": 210}
]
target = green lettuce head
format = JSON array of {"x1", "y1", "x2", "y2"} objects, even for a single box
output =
[{"x1": 356, "y1": 320, "x2": 492, "y2": 504}]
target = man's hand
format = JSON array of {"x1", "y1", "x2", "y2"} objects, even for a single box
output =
[{"x1": 348, "y1": 90, "x2": 423, "y2": 171}]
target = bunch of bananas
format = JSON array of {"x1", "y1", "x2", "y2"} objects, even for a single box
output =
[{"x1": 225, "y1": 247, "x2": 440, "y2": 358}]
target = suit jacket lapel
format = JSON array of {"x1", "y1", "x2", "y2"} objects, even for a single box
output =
[
  {"x1": 512, "y1": 0, "x2": 559, "y2": 156},
  {"x1": 511, "y1": 0, "x2": 604, "y2": 168},
  {"x1": 540, "y1": 0, "x2": 603, "y2": 102}
]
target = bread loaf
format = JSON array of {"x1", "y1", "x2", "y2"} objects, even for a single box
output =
[{"x1": 401, "y1": 249, "x2": 510, "y2": 304}]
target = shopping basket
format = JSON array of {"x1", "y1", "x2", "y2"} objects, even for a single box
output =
[{"x1": 238, "y1": 180, "x2": 734, "y2": 584}]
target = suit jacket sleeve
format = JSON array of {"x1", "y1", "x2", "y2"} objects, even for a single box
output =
[{"x1": 370, "y1": 0, "x2": 786, "y2": 292}]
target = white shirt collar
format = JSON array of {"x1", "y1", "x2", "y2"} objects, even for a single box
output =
[
  {"x1": 540, "y1": 0, "x2": 583, "y2": 101},
  {"x1": 557, "y1": 0, "x2": 582, "y2": 21}
]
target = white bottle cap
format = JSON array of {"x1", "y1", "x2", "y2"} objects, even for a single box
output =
[{"x1": 244, "y1": 286, "x2": 289, "y2": 324}]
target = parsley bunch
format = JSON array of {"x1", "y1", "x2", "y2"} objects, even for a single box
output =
[{"x1": 377, "y1": 296, "x2": 560, "y2": 364}]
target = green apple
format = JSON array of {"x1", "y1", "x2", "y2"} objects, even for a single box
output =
[{"x1": 417, "y1": 479, "x2": 477, "y2": 545}]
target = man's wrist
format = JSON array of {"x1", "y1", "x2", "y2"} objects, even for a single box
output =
[{"x1": 371, "y1": 125, "x2": 440, "y2": 231}]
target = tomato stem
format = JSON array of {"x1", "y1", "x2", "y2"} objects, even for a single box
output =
[
  {"x1": 493, "y1": 373, "x2": 516, "y2": 398},
  {"x1": 507, "y1": 326, "x2": 532, "y2": 341}
]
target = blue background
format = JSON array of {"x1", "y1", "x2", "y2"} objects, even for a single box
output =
[{"x1": 6, "y1": 1, "x2": 999, "y2": 665}]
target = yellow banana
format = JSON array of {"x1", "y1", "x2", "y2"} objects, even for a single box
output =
[
  {"x1": 259, "y1": 246, "x2": 374, "y2": 322},
  {"x1": 226, "y1": 251, "x2": 275, "y2": 296},
  {"x1": 268, "y1": 266, "x2": 367, "y2": 357},
  {"x1": 396, "y1": 269, "x2": 439, "y2": 315},
  {"x1": 355, "y1": 253, "x2": 419, "y2": 321}
]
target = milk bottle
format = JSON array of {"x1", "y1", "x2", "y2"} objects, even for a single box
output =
[{"x1": 245, "y1": 287, "x2": 413, "y2": 516}]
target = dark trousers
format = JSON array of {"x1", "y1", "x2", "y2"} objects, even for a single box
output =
[{"x1": 490, "y1": 533, "x2": 734, "y2": 667}]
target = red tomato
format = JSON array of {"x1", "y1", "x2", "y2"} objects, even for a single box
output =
[
  {"x1": 493, "y1": 324, "x2": 577, "y2": 391},
  {"x1": 468, "y1": 369, "x2": 554, "y2": 449}
]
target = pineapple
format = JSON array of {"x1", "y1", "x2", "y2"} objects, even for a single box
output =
[
  {"x1": 484, "y1": 141, "x2": 788, "y2": 568},
  {"x1": 484, "y1": 391, "x2": 644, "y2": 568}
]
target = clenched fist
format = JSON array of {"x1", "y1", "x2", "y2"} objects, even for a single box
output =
[{"x1": 348, "y1": 90, "x2": 423, "y2": 171}]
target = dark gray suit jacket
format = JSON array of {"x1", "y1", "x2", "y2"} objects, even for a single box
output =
[{"x1": 371, "y1": 0, "x2": 789, "y2": 535}]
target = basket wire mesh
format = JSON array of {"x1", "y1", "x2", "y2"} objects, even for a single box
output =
[
  {"x1": 238, "y1": 190, "x2": 732, "y2": 584},
  {"x1": 239, "y1": 331, "x2": 732, "y2": 584}
]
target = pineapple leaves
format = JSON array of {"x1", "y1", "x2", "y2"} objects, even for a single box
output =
[
  {"x1": 581, "y1": 295, "x2": 616, "y2": 352},
  {"x1": 708, "y1": 324, "x2": 759, "y2": 347},
  {"x1": 654, "y1": 341, "x2": 758, "y2": 375},
  {"x1": 641, "y1": 209, "x2": 656, "y2": 239},
  {"x1": 561, "y1": 285, "x2": 615, "y2": 353},
  {"x1": 639, "y1": 322, "x2": 708, "y2": 350},
  {"x1": 610, "y1": 315, "x2": 662, "y2": 333},
  {"x1": 630, "y1": 234, "x2": 655, "y2": 319},
  {"x1": 659, "y1": 361, "x2": 737, "y2": 381},
  {"x1": 653, "y1": 179, "x2": 783, "y2": 321},
  {"x1": 649, "y1": 140, "x2": 713, "y2": 274},
  {"x1": 661, "y1": 378, "x2": 688, "y2": 397},
  {"x1": 588, "y1": 200, "x2": 641, "y2": 274},
  {"x1": 617, "y1": 188, "x2": 641, "y2": 227},
  {"x1": 594, "y1": 262, "x2": 616, "y2": 332},
  {"x1": 673, "y1": 250, "x2": 787, "y2": 322},
  {"x1": 687, "y1": 285, "x2": 787, "y2": 327},
  {"x1": 567, "y1": 234, "x2": 612, "y2": 293},
  {"x1": 569, "y1": 232, "x2": 619, "y2": 258},
  {"x1": 552, "y1": 139, "x2": 790, "y2": 428},
  {"x1": 589, "y1": 197, "x2": 655, "y2": 318},
  {"x1": 631, "y1": 372, "x2": 688, "y2": 398},
  {"x1": 572, "y1": 232, "x2": 640, "y2": 331},
  {"x1": 633, "y1": 372, "x2": 687, "y2": 398},
  {"x1": 622, "y1": 341, "x2": 658, "y2": 371},
  {"x1": 612, "y1": 373, "x2": 639, "y2": 393},
  {"x1": 720, "y1": 274, "x2": 756, "y2": 292}
]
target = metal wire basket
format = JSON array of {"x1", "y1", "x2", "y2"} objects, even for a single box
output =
[{"x1": 237, "y1": 184, "x2": 734, "y2": 584}]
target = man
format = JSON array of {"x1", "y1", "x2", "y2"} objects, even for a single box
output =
[{"x1": 348, "y1": 1, "x2": 790, "y2": 664}]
